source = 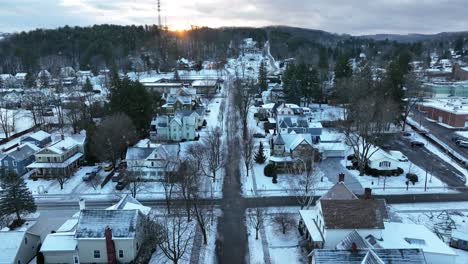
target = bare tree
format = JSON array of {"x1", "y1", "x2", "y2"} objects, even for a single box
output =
[
  {"x1": 233, "y1": 78, "x2": 256, "y2": 140},
  {"x1": 157, "y1": 210, "x2": 194, "y2": 264},
  {"x1": 85, "y1": 174, "x2": 101, "y2": 190},
  {"x1": 0, "y1": 108, "x2": 17, "y2": 139},
  {"x1": 289, "y1": 148, "x2": 320, "y2": 209},
  {"x1": 91, "y1": 113, "x2": 137, "y2": 167},
  {"x1": 402, "y1": 72, "x2": 423, "y2": 131},
  {"x1": 135, "y1": 215, "x2": 163, "y2": 263},
  {"x1": 272, "y1": 213, "x2": 296, "y2": 234},
  {"x1": 201, "y1": 128, "x2": 224, "y2": 182},
  {"x1": 247, "y1": 207, "x2": 264, "y2": 240},
  {"x1": 242, "y1": 129, "x2": 255, "y2": 177}
]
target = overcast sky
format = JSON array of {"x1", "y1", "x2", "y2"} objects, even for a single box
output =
[{"x1": 1, "y1": 0, "x2": 467, "y2": 35}]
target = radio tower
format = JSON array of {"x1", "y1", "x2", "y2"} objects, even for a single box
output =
[{"x1": 157, "y1": 0, "x2": 162, "y2": 28}]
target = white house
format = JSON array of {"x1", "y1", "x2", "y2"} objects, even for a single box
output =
[
  {"x1": 125, "y1": 144, "x2": 180, "y2": 180},
  {"x1": 0, "y1": 230, "x2": 41, "y2": 264},
  {"x1": 41, "y1": 196, "x2": 149, "y2": 264},
  {"x1": 367, "y1": 149, "x2": 407, "y2": 171},
  {"x1": 150, "y1": 112, "x2": 198, "y2": 142}
]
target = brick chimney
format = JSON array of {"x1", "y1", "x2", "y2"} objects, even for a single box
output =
[
  {"x1": 338, "y1": 173, "x2": 345, "y2": 183},
  {"x1": 78, "y1": 198, "x2": 85, "y2": 210},
  {"x1": 364, "y1": 188, "x2": 372, "y2": 200},
  {"x1": 105, "y1": 226, "x2": 117, "y2": 264},
  {"x1": 351, "y1": 242, "x2": 358, "y2": 253}
]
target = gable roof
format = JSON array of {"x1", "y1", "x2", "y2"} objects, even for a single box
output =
[
  {"x1": 47, "y1": 138, "x2": 78, "y2": 155},
  {"x1": 320, "y1": 182, "x2": 358, "y2": 201},
  {"x1": 126, "y1": 147, "x2": 156, "y2": 160},
  {"x1": 320, "y1": 199, "x2": 387, "y2": 229},
  {"x1": 107, "y1": 195, "x2": 151, "y2": 215},
  {"x1": 0, "y1": 231, "x2": 38, "y2": 263},
  {"x1": 335, "y1": 230, "x2": 370, "y2": 250},
  {"x1": 5, "y1": 143, "x2": 39, "y2": 161},
  {"x1": 75, "y1": 209, "x2": 140, "y2": 238},
  {"x1": 280, "y1": 133, "x2": 314, "y2": 152},
  {"x1": 311, "y1": 248, "x2": 426, "y2": 264},
  {"x1": 25, "y1": 130, "x2": 51, "y2": 142}
]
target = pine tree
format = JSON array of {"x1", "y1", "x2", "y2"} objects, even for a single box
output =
[
  {"x1": 254, "y1": 142, "x2": 266, "y2": 164},
  {"x1": 0, "y1": 171, "x2": 37, "y2": 222},
  {"x1": 258, "y1": 61, "x2": 268, "y2": 92},
  {"x1": 83, "y1": 77, "x2": 93, "y2": 92}
]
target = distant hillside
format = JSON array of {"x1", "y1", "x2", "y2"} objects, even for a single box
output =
[{"x1": 360, "y1": 31, "x2": 468, "y2": 43}]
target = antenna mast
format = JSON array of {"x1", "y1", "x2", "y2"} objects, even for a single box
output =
[{"x1": 157, "y1": 0, "x2": 162, "y2": 28}]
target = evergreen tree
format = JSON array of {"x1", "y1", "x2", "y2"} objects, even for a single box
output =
[
  {"x1": 334, "y1": 55, "x2": 353, "y2": 80},
  {"x1": 254, "y1": 142, "x2": 266, "y2": 164},
  {"x1": 0, "y1": 77, "x2": 3, "y2": 89},
  {"x1": 109, "y1": 77, "x2": 152, "y2": 135},
  {"x1": 0, "y1": 171, "x2": 36, "y2": 222},
  {"x1": 318, "y1": 47, "x2": 329, "y2": 69},
  {"x1": 258, "y1": 61, "x2": 268, "y2": 92},
  {"x1": 83, "y1": 77, "x2": 93, "y2": 92}
]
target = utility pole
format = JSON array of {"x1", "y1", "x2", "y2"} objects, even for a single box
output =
[{"x1": 424, "y1": 168, "x2": 428, "y2": 192}]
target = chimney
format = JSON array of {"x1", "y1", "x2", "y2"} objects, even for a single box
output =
[
  {"x1": 147, "y1": 140, "x2": 151, "y2": 148},
  {"x1": 79, "y1": 198, "x2": 85, "y2": 210},
  {"x1": 60, "y1": 134, "x2": 65, "y2": 140},
  {"x1": 364, "y1": 188, "x2": 372, "y2": 200},
  {"x1": 351, "y1": 242, "x2": 358, "y2": 253},
  {"x1": 105, "y1": 226, "x2": 117, "y2": 264},
  {"x1": 338, "y1": 173, "x2": 345, "y2": 183}
]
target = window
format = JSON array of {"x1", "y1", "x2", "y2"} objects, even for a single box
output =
[
  {"x1": 136, "y1": 242, "x2": 139, "y2": 250},
  {"x1": 17, "y1": 261, "x2": 21, "y2": 264},
  {"x1": 379, "y1": 161, "x2": 391, "y2": 168},
  {"x1": 12, "y1": 160, "x2": 17, "y2": 166},
  {"x1": 119, "y1": 250, "x2": 124, "y2": 258},
  {"x1": 3, "y1": 160, "x2": 7, "y2": 166},
  {"x1": 24, "y1": 237, "x2": 28, "y2": 244},
  {"x1": 93, "y1": 250, "x2": 100, "y2": 258},
  {"x1": 47, "y1": 157, "x2": 51, "y2": 162},
  {"x1": 74, "y1": 256, "x2": 79, "y2": 264}
]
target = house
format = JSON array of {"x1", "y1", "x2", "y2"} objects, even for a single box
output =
[
  {"x1": 311, "y1": 248, "x2": 427, "y2": 264},
  {"x1": 318, "y1": 131, "x2": 347, "y2": 158},
  {"x1": 41, "y1": 196, "x2": 149, "y2": 264},
  {"x1": 276, "y1": 116, "x2": 322, "y2": 135},
  {"x1": 0, "y1": 74, "x2": 17, "y2": 88},
  {"x1": 450, "y1": 230, "x2": 468, "y2": 251},
  {"x1": 191, "y1": 79, "x2": 219, "y2": 94},
  {"x1": 20, "y1": 130, "x2": 52, "y2": 148},
  {"x1": 452, "y1": 63, "x2": 468, "y2": 80},
  {"x1": 125, "y1": 144, "x2": 180, "y2": 180},
  {"x1": 27, "y1": 137, "x2": 83, "y2": 178},
  {"x1": 175, "y1": 109, "x2": 205, "y2": 129},
  {"x1": 15, "y1": 72, "x2": 27, "y2": 81},
  {"x1": 150, "y1": 113, "x2": 198, "y2": 142},
  {"x1": 0, "y1": 143, "x2": 40, "y2": 177},
  {"x1": 0, "y1": 230, "x2": 41, "y2": 264},
  {"x1": 161, "y1": 95, "x2": 193, "y2": 114},
  {"x1": 143, "y1": 82, "x2": 184, "y2": 94},
  {"x1": 299, "y1": 184, "x2": 387, "y2": 251},
  {"x1": 367, "y1": 149, "x2": 402, "y2": 171},
  {"x1": 270, "y1": 133, "x2": 319, "y2": 171},
  {"x1": 365, "y1": 222, "x2": 457, "y2": 264}
]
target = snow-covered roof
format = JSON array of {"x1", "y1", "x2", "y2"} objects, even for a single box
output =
[
  {"x1": 320, "y1": 199, "x2": 387, "y2": 229},
  {"x1": 40, "y1": 232, "x2": 77, "y2": 252},
  {"x1": 48, "y1": 138, "x2": 79, "y2": 154},
  {"x1": 311, "y1": 248, "x2": 426, "y2": 264},
  {"x1": 0, "y1": 231, "x2": 36, "y2": 263},
  {"x1": 26, "y1": 130, "x2": 51, "y2": 142},
  {"x1": 126, "y1": 147, "x2": 155, "y2": 160},
  {"x1": 57, "y1": 219, "x2": 78, "y2": 232},
  {"x1": 373, "y1": 222, "x2": 456, "y2": 256},
  {"x1": 274, "y1": 133, "x2": 315, "y2": 152},
  {"x1": 299, "y1": 209, "x2": 324, "y2": 243},
  {"x1": 75, "y1": 209, "x2": 140, "y2": 239},
  {"x1": 452, "y1": 230, "x2": 468, "y2": 241},
  {"x1": 192, "y1": 79, "x2": 218, "y2": 87},
  {"x1": 4, "y1": 143, "x2": 39, "y2": 161},
  {"x1": 106, "y1": 194, "x2": 151, "y2": 215},
  {"x1": 419, "y1": 97, "x2": 468, "y2": 115},
  {"x1": 15, "y1": 73, "x2": 27, "y2": 78}
]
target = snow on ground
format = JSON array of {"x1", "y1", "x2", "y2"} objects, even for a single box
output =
[
  {"x1": 342, "y1": 157, "x2": 450, "y2": 194},
  {"x1": 247, "y1": 207, "x2": 307, "y2": 264},
  {"x1": 306, "y1": 104, "x2": 345, "y2": 122},
  {"x1": 389, "y1": 202, "x2": 468, "y2": 264},
  {"x1": 0, "y1": 108, "x2": 35, "y2": 139}
]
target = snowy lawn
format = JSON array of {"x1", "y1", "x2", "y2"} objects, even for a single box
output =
[
  {"x1": 247, "y1": 207, "x2": 307, "y2": 264},
  {"x1": 341, "y1": 149, "x2": 452, "y2": 194}
]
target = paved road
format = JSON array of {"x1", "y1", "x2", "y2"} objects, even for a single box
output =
[
  {"x1": 384, "y1": 134, "x2": 466, "y2": 187},
  {"x1": 411, "y1": 110, "x2": 468, "y2": 159}
]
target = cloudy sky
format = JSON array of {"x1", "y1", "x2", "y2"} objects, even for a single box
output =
[{"x1": 1, "y1": 0, "x2": 467, "y2": 35}]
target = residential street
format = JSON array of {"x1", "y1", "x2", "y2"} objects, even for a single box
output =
[{"x1": 385, "y1": 134, "x2": 466, "y2": 187}]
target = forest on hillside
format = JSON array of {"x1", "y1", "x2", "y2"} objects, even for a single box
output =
[{"x1": 0, "y1": 25, "x2": 466, "y2": 76}]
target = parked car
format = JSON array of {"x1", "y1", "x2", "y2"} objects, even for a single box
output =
[
  {"x1": 253, "y1": 133, "x2": 266, "y2": 138},
  {"x1": 410, "y1": 140, "x2": 425, "y2": 147},
  {"x1": 115, "y1": 180, "x2": 128, "y2": 191},
  {"x1": 104, "y1": 164, "x2": 114, "y2": 172},
  {"x1": 82, "y1": 171, "x2": 97, "y2": 181},
  {"x1": 112, "y1": 172, "x2": 125, "y2": 182},
  {"x1": 402, "y1": 132, "x2": 412, "y2": 138},
  {"x1": 451, "y1": 136, "x2": 465, "y2": 142},
  {"x1": 456, "y1": 140, "x2": 468, "y2": 148}
]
